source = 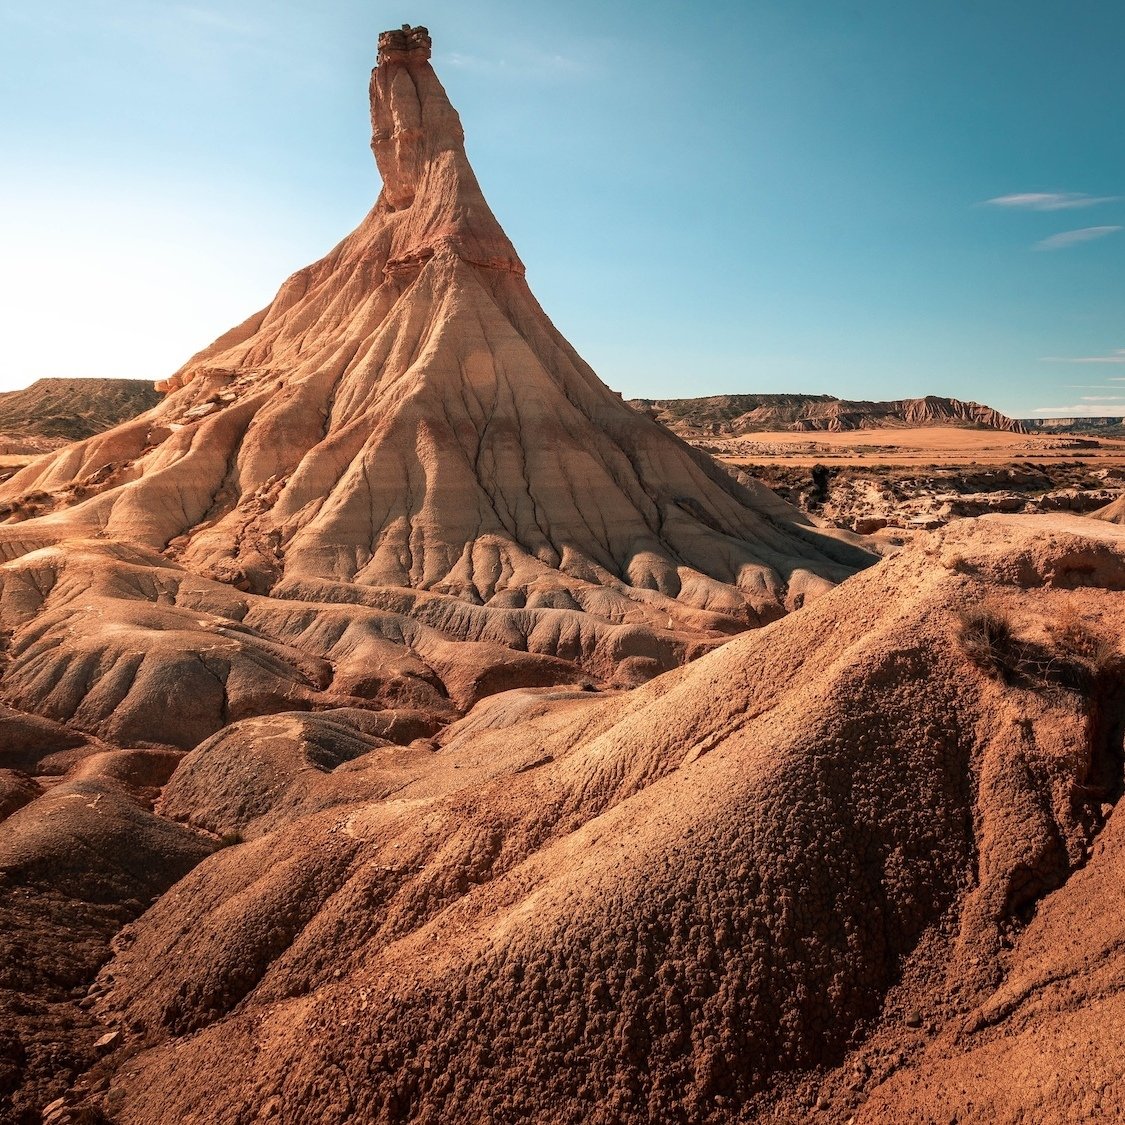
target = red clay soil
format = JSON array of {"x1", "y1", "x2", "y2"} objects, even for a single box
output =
[{"x1": 23, "y1": 513, "x2": 1112, "y2": 1125}]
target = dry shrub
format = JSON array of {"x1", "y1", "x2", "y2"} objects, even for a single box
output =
[
  {"x1": 956, "y1": 603, "x2": 1016, "y2": 679},
  {"x1": 958, "y1": 600, "x2": 1119, "y2": 692},
  {"x1": 1048, "y1": 605, "x2": 1119, "y2": 687}
]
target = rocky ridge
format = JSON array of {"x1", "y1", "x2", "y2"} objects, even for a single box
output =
[
  {"x1": 0, "y1": 379, "x2": 161, "y2": 457},
  {"x1": 1023, "y1": 415, "x2": 1125, "y2": 436},
  {"x1": 632, "y1": 393, "x2": 1026, "y2": 436}
]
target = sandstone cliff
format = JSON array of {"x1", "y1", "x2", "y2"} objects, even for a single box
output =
[{"x1": 632, "y1": 392, "x2": 1027, "y2": 436}]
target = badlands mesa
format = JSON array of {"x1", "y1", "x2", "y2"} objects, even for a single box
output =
[{"x1": 1, "y1": 24, "x2": 1124, "y2": 1125}]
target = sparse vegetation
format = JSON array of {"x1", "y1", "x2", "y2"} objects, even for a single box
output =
[
  {"x1": 956, "y1": 603, "x2": 1017, "y2": 679},
  {"x1": 1049, "y1": 605, "x2": 1117, "y2": 667},
  {"x1": 957, "y1": 601, "x2": 1118, "y2": 692}
]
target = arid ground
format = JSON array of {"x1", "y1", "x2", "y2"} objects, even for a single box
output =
[
  {"x1": 709, "y1": 424, "x2": 1125, "y2": 467},
  {"x1": 0, "y1": 23, "x2": 1122, "y2": 1125}
]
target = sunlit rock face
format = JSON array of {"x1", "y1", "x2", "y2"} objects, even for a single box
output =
[
  {"x1": 0, "y1": 26, "x2": 868, "y2": 656},
  {"x1": 1, "y1": 25, "x2": 1123, "y2": 1125}
]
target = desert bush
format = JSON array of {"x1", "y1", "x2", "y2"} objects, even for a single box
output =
[
  {"x1": 956, "y1": 604, "x2": 1017, "y2": 679},
  {"x1": 958, "y1": 601, "x2": 1119, "y2": 692},
  {"x1": 1050, "y1": 605, "x2": 1113, "y2": 662},
  {"x1": 1047, "y1": 605, "x2": 1119, "y2": 689}
]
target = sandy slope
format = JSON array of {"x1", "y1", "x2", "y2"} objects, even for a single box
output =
[{"x1": 40, "y1": 514, "x2": 1113, "y2": 1124}]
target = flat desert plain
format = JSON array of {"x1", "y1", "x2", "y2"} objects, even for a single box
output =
[{"x1": 708, "y1": 424, "x2": 1125, "y2": 468}]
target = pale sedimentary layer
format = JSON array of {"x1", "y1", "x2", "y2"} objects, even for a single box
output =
[{"x1": 0, "y1": 28, "x2": 869, "y2": 652}]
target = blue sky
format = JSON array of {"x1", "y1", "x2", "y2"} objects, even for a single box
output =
[{"x1": 1, "y1": 1, "x2": 1122, "y2": 416}]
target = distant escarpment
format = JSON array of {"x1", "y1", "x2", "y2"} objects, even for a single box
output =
[
  {"x1": 631, "y1": 393, "x2": 1026, "y2": 436},
  {"x1": 1022, "y1": 415, "x2": 1125, "y2": 437},
  {"x1": 0, "y1": 378, "x2": 161, "y2": 454}
]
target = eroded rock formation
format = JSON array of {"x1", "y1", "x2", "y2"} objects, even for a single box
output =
[
  {"x1": 2, "y1": 24, "x2": 1120, "y2": 1125},
  {"x1": 0, "y1": 29, "x2": 874, "y2": 1119},
  {"x1": 632, "y1": 393, "x2": 1027, "y2": 436},
  {"x1": 0, "y1": 29, "x2": 868, "y2": 643}
]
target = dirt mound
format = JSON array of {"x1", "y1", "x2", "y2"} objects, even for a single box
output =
[
  {"x1": 29, "y1": 514, "x2": 1112, "y2": 1124},
  {"x1": 1092, "y1": 492, "x2": 1125, "y2": 524},
  {"x1": 0, "y1": 755, "x2": 215, "y2": 1120},
  {"x1": 0, "y1": 378, "x2": 161, "y2": 453},
  {"x1": 633, "y1": 393, "x2": 1026, "y2": 436}
]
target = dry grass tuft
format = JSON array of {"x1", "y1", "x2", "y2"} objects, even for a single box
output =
[
  {"x1": 956, "y1": 604, "x2": 1016, "y2": 679},
  {"x1": 958, "y1": 601, "x2": 1119, "y2": 692}
]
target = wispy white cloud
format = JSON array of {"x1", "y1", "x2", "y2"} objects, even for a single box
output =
[
  {"x1": 1042, "y1": 348, "x2": 1125, "y2": 364},
  {"x1": 1034, "y1": 226, "x2": 1122, "y2": 251},
  {"x1": 985, "y1": 192, "x2": 1120, "y2": 211},
  {"x1": 440, "y1": 47, "x2": 588, "y2": 80}
]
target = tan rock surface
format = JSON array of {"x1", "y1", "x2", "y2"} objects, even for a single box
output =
[
  {"x1": 2, "y1": 24, "x2": 1120, "y2": 1125},
  {"x1": 58, "y1": 515, "x2": 1119, "y2": 1124},
  {"x1": 0, "y1": 30, "x2": 867, "y2": 635}
]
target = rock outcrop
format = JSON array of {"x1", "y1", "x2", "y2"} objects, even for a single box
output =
[
  {"x1": 1023, "y1": 415, "x2": 1125, "y2": 436},
  {"x1": 633, "y1": 392, "x2": 1027, "y2": 436},
  {"x1": 0, "y1": 29, "x2": 868, "y2": 638},
  {"x1": 0, "y1": 377, "x2": 162, "y2": 460},
  {"x1": 63, "y1": 514, "x2": 1125, "y2": 1124}
]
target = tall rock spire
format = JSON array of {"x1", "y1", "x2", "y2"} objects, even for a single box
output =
[{"x1": 0, "y1": 26, "x2": 872, "y2": 656}]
